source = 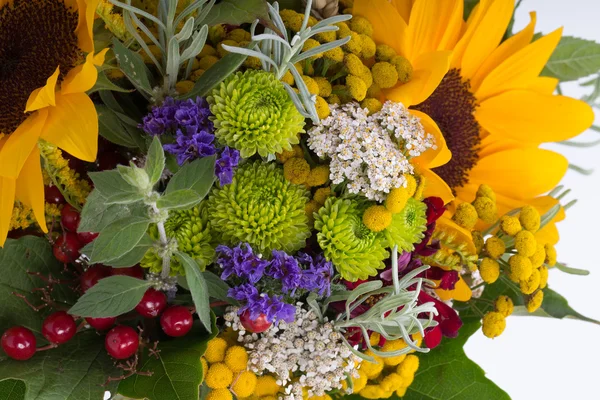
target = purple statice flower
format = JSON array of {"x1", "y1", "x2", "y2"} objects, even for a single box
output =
[
  {"x1": 173, "y1": 97, "x2": 213, "y2": 133},
  {"x1": 216, "y1": 243, "x2": 268, "y2": 284},
  {"x1": 229, "y1": 284, "x2": 295, "y2": 324},
  {"x1": 141, "y1": 97, "x2": 179, "y2": 135},
  {"x1": 215, "y1": 147, "x2": 240, "y2": 186},
  {"x1": 268, "y1": 250, "x2": 302, "y2": 295},
  {"x1": 297, "y1": 252, "x2": 333, "y2": 297},
  {"x1": 163, "y1": 127, "x2": 217, "y2": 165}
]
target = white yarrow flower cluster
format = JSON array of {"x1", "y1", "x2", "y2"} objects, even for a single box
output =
[
  {"x1": 224, "y1": 305, "x2": 360, "y2": 400},
  {"x1": 307, "y1": 101, "x2": 436, "y2": 201}
]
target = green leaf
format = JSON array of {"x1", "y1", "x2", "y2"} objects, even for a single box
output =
[
  {"x1": 176, "y1": 252, "x2": 212, "y2": 333},
  {"x1": 107, "y1": 234, "x2": 154, "y2": 268},
  {"x1": 105, "y1": 191, "x2": 145, "y2": 205},
  {"x1": 542, "y1": 36, "x2": 600, "y2": 81},
  {"x1": 118, "y1": 319, "x2": 217, "y2": 400},
  {"x1": 97, "y1": 104, "x2": 139, "y2": 148},
  {"x1": 69, "y1": 276, "x2": 152, "y2": 318},
  {"x1": 524, "y1": 288, "x2": 600, "y2": 325},
  {"x1": 117, "y1": 165, "x2": 151, "y2": 191},
  {"x1": 555, "y1": 262, "x2": 590, "y2": 276},
  {"x1": 156, "y1": 189, "x2": 202, "y2": 210},
  {"x1": 403, "y1": 322, "x2": 510, "y2": 400},
  {"x1": 166, "y1": 156, "x2": 216, "y2": 198},
  {"x1": 88, "y1": 70, "x2": 133, "y2": 94},
  {"x1": 145, "y1": 136, "x2": 166, "y2": 186},
  {"x1": 0, "y1": 332, "x2": 119, "y2": 400},
  {"x1": 0, "y1": 237, "x2": 77, "y2": 335},
  {"x1": 112, "y1": 38, "x2": 154, "y2": 94},
  {"x1": 0, "y1": 380, "x2": 25, "y2": 400},
  {"x1": 88, "y1": 170, "x2": 138, "y2": 197},
  {"x1": 88, "y1": 216, "x2": 151, "y2": 264},
  {"x1": 78, "y1": 190, "x2": 146, "y2": 233},
  {"x1": 202, "y1": 0, "x2": 276, "y2": 31},
  {"x1": 182, "y1": 52, "x2": 248, "y2": 99},
  {"x1": 203, "y1": 271, "x2": 234, "y2": 303}
]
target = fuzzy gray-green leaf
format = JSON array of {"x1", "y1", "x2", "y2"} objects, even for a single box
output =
[
  {"x1": 542, "y1": 36, "x2": 600, "y2": 81},
  {"x1": 89, "y1": 216, "x2": 151, "y2": 264},
  {"x1": 145, "y1": 136, "x2": 166, "y2": 186},
  {"x1": 177, "y1": 252, "x2": 212, "y2": 333},
  {"x1": 156, "y1": 189, "x2": 202, "y2": 210},
  {"x1": 165, "y1": 156, "x2": 216, "y2": 198}
]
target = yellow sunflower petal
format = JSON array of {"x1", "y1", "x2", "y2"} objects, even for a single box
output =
[
  {"x1": 353, "y1": 0, "x2": 408, "y2": 57},
  {"x1": 437, "y1": 215, "x2": 476, "y2": 254},
  {"x1": 407, "y1": 0, "x2": 462, "y2": 57},
  {"x1": 535, "y1": 222, "x2": 559, "y2": 245},
  {"x1": 61, "y1": 52, "x2": 98, "y2": 95},
  {"x1": 385, "y1": 50, "x2": 451, "y2": 106},
  {"x1": 436, "y1": 276, "x2": 472, "y2": 302},
  {"x1": 76, "y1": 0, "x2": 101, "y2": 53},
  {"x1": 476, "y1": 90, "x2": 594, "y2": 143},
  {"x1": 529, "y1": 196, "x2": 565, "y2": 222},
  {"x1": 470, "y1": 12, "x2": 537, "y2": 92},
  {"x1": 391, "y1": 0, "x2": 414, "y2": 22},
  {"x1": 93, "y1": 48, "x2": 110, "y2": 66},
  {"x1": 460, "y1": 0, "x2": 514, "y2": 79},
  {"x1": 478, "y1": 134, "x2": 534, "y2": 159},
  {"x1": 0, "y1": 176, "x2": 16, "y2": 247},
  {"x1": 15, "y1": 147, "x2": 47, "y2": 233},
  {"x1": 25, "y1": 68, "x2": 60, "y2": 112},
  {"x1": 409, "y1": 109, "x2": 451, "y2": 168},
  {"x1": 464, "y1": 148, "x2": 568, "y2": 200},
  {"x1": 0, "y1": 110, "x2": 48, "y2": 179},
  {"x1": 436, "y1": 0, "x2": 464, "y2": 51},
  {"x1": 527, "y1": 77, "x2": 559, "y2": 95},
  {"x1": 475, "y1": 27, "x2": 563, "y2": 100},
  {"x1": 450, "y1": 0, "x2": 493, "y2": 69},
  {"x1": 419, "y1": 168, "x2": 454, "y2": 204},
  {"x1": 40, "y1": 93, "x2": 98, "y2": 162}
]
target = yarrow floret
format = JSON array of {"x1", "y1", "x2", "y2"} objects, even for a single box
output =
[
  {"x1": 224, "y1": 305, "x2": 361, "y2": 399},
  {"x1": 307, "y1": 101, "x2": 436, "y2": 201}
]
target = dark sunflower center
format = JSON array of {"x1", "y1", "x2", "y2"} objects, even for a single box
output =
[
  {"x1": 0, "y1": 0, "x2": 80, "y2": 134},
  {"x1": 412, "y1": 69, "x2": 481, "y2": 190}
]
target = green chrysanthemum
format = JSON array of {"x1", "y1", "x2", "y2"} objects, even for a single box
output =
[
  {"x1": 207, "y1": 161, "x2": 311, "y2": 253},
  {"x1": 141, "y1": 204, "x2": 214, "y2": 276},
  {"x1": 385, "y1": 197, "x2": 427, "y2": 251},
  {"x1": 207, "y1": 70, "x2": 305, "y2": 158},
  {"x1": 314, "y1": 197, "x2": 389, "y2": 282}
]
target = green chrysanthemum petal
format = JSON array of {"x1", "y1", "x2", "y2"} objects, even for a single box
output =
[
  {"x1": 314, "y1": 197, "x2": 389, "y2": 282},
  {"x1": 385, "y1": 197, "x2": 427, "y2": 251},
  {"x1": 141, "y1": 204, "x2": 214, "y2": 276},
  {"x1": 207, "y1": 70, "x2": 305, "y2": 158},
  {"x1": 207, "y1": 161, "x2": 311, "y2": 253}
]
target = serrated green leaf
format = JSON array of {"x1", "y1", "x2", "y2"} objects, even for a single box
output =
[
  {"x1": 203, "y1": 271, "x2": 234, "y2": 303},
  {"x1": 403, "y1": 322, "x2": 510, "y2": 400},
  {"x1": 156, "y1": 189, "x2": 202, "y2": 210},
  {"x1": 88, "y1": 170, "x2": 137, "y2": 197},
  {"x1": 0, "y1": 332, "x2": 118, "y2": 400},
  {"x1": 78, "y1": 190, "x2": 146, "y2": 233},
  {"x1": 182, "y1": 51, "x2": 247, "y2": 99},
  {"x1": 118, "y1": 318, "x2": 217, "y2": 400},
  {"x1": 69, "y1": 276, "x2": 152, "y2": 318},
  {"x1": 105, "y1": 191, "x2": 145, "y2": 205},
  {"x1": 112, "y1": 38, "x2": 154, "y2": 94},
  {"x1": 177, "y1": 252, "x2": 212, "y2": 333},
  {"x1": 89, "y1": 216, "x2": 151, "y2": 264},
  {"x1": 145, "y1": 136, "x2": 166, "y2": 186},
  {"x1": 107, "y1": 234, "x2": 154, "y2": 268},
  {"x1": 88, "y1": 70, "x2": 133, "y2": 94},
  {"x1": 166, "y1": 156, "x2": 216, "y2": 198},
  {"x1": 0, "y1": 380, "x2": 25, "y2": 400},
  {"x1": 542, "y1": 36, "x2": 600, "y2": 81},
  {"x1": 202, "y1": 0, "x2": 276, "y2": 31}
]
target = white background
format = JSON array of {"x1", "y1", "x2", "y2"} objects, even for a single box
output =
[{"x1": 464, "y1": 1, "x2": 600, "y2": 399}]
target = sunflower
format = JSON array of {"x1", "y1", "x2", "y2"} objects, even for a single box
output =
[
  {"x1": 0, "y1": 0, "x2": 106, "y2": 246},
  {"x1": 354, "y1": 0, "x2": 594, "y2": 244}
]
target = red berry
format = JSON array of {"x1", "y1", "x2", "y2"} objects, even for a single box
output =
[
  {"x1": 44, "y1": 186, "x2": 65, "y2": 205},
  {"x1": 42, "y1": 311, "x2": 77, "y2": 344},
  {"x1": 105, "y1": 326, "x2": 139, "y2": 359},
  {"x1": 80, "y1": 265, "x2": 111, "y2": 292},
  {"x1": 1, "y1": 326, "x2": 37, "y2": 361},
  {"x1": 160, "y1": 306, "x2": 193, "y2": 337},
  {"x1": 61, "y1": 204, "x2": 81, "y2": 232},
  {"x1": 135, "y1": 288, "x2": 167, "y2": 318},
  {"x1": 53, "y1": 232, "x2": 82, "y2": 264},
  {"x1": 239, "y1": 311, "x2": 272, "y2": 333},
  {"x1": 110, "y1": 265, "x2": 144, "y2": 279},
  {"x1": 77, "y1": 231, "x2": 98, "y2": 245},
  {"x1": 86, "y1": 317, "x2": 116, "y2": 331}
]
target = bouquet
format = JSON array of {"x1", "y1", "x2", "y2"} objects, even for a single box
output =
[{"x1": 0, "y1": 0, "x2": 598, "y2": 399}]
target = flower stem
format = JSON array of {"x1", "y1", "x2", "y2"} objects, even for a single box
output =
[{"x1": 151, "y1": 203, "x2": 171, "y2": 279}]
